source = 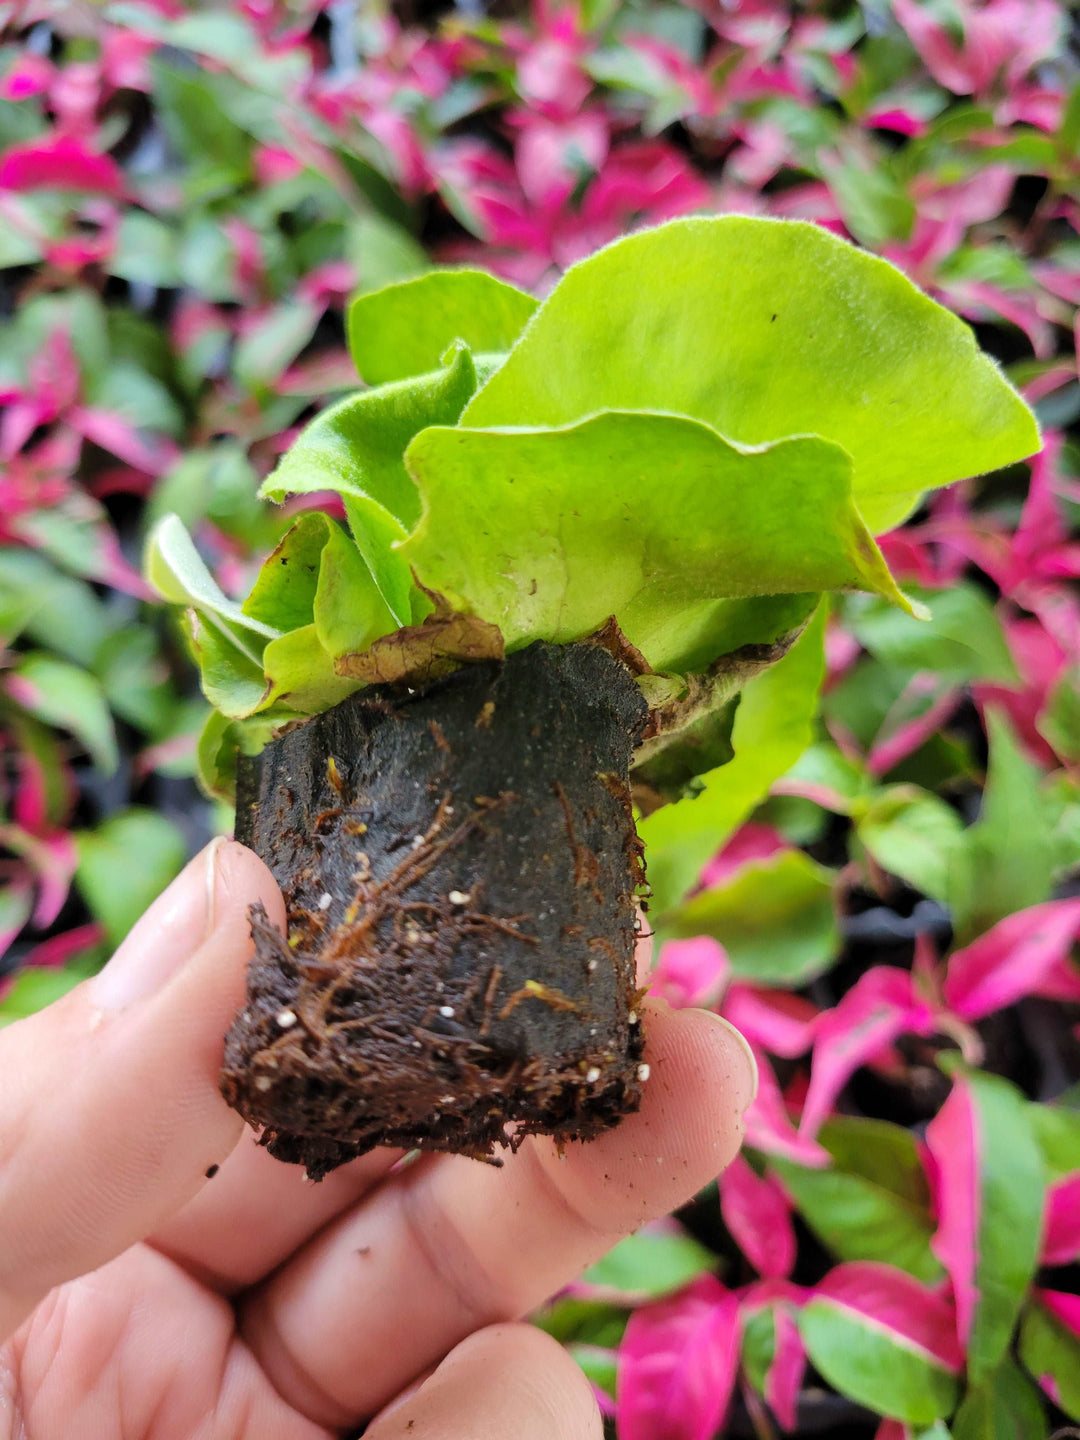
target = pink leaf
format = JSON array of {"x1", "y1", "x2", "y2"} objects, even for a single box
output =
[
  {"x1": 867, "y1": 679, "x2": 962, "y2": 776},
  {"x1": 924, "y1": 1079, "x2": 979, "y2": 1346},
  {"x1": 863, "y1": 106, "x2": 928, "y2": 137},
  {"x1": 515, "y1": 112, "x2": 609, "y2": 208},
  {"x1": 800, "y1": 968, "x2": 932, "y2": 1138},
  {"x1": 0, "y1": 54, "x2": 54, "y2": 101},
  {"x1": 944, "y1": 897, "x2": 1080, "y2": 1020},
  {"x1": 892, "y1": 0, "x2": 1062, "y2": 95},
  {"x1": 974, "y1": 615, "x2": 1066, "y2": 767},
  {"x1": 0, "y1": 135, "x2": 126, "y2": 196},
  {"x1": 69, "y1": 407, "x2": 180, "y2": 477},
  {"x1": 13, "y1": 752, "x2": 49, "y2": 834},
  {"x1": 651, "y1": 936, "x2": 730, "y2": 1010},
  {"x1": 723, "y1": 984, "x2": 817, "y2": 1058},
  {"x1": 700, "y1": 823, "x2": 787, "y2": 888},
  {"x1": 1036, "y1": 1287, "x2": 1080, "y2": 1339},
  {"x1": 254, "y1": 143, "x2": 304, "y2": 186},
  {"x1": 0, "y1": 878, "x2": 34, "y2": 959},
  {"x1": 765, "y1": 1303, "x2": 807, "y2": 1431},
  {"x1": 813, "y1": 1263, "x2": 964, "y2": 1372},
  {"x1": 874, "y1": 1422, "x2": 907, "y2": 1440},
  {"x1": 746, "y1": 1048, "x2": 830, "y2": 1167},
  {"x1": 20, "y1": 922, "x2": 103, "y2": 970},
  {"x1": 617, "y1": 1276, "x2": 742, "y2": 1440},
  {"x1": 719, "y1": 1156, "x2": 797, "y2": 1279},
  {"x1": 1041, "y1": 1173, "x2": 1080, "y2": 1267},
  {"x1": 0, "y1": 825, "x2": 78, "y2": 931},
  {"x1": 33, "y1": 831, "x2": 79, "y2": 929}
]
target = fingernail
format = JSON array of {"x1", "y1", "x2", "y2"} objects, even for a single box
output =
[
  {"x1": 92, "y1": 838, "x2": 227, "y2": 1011},
  {"x1": 696, "y1": 1011, "x2": 759, "y2": 1109}
]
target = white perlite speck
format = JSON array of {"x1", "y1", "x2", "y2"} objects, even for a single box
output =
[
  {"x1": 438, "y1": 1005, "x2": 455, "y2": 1018},
  {"x1": 637, "y1": 1064, "x2": 651, "y2": 1082},
  {"x1": 448, "y1": 890, "x2": 470, "y2": 906},
  {"x1": 276, "y1": 1009, "x2": 298, "y2": 1029},
  {"x1": 255, "y1": 1075, "x2": 272, "y2": 1091},
  {"x1": 585, "y1": 1066, "x2": 602, "y2": 1083},
  {"x1": 317, "y1": 892, "x2": 332, "y2": 911}
]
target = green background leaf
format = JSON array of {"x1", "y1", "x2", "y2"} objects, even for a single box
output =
[
  {"x1": 951, "y1": 1360, "x2": 1047, "y2": 1440},
  {"x1": 669, "y1": 849, "x2": 838, "y2": 985},
  {"x1": 950, "y1": 710, "x2": 1056, "y2": 942},
  {"x1": 957, "y1": 1066, "x2": 1047, "y2": 1386},
  {"x1": 773, "y1": 1117, "x2": 944, "y2": 1283},
  {"x1": 582, "y1": 1227, "x2": 716, "y2": 1300},
  {"x1": 75, "y1": 810, "x2": 187, "y2": 947},
  {"x1": 642, "y1": 606, "x2": 826, "y2": 915},
  {"x1": 9, "y1": 655, "x2": 118, "y2": 775},
  {"x1": 799, "y1": 1295, "x2": 960, "y2": 1424},
  {"x1": 1019, "y1": 1302, "x2": 1080, "y2": 1420}
]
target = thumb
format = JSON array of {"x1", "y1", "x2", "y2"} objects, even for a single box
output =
[{"x1": 0, "y1": 838, "x2": 283, "y2": 1341}]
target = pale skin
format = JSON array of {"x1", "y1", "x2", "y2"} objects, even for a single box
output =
[{"x1": 0, "y1": 839, "x2": 757, "y2": 1440}]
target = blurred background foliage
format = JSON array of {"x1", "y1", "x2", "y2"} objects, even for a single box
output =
[{"x1": 1, "y1": 0, "x2": 1080, "y2": 1435}]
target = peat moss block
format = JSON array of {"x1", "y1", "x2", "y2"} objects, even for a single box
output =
[{"x1": 221, "y1": 641, "x2": 649, "y2": 1179}]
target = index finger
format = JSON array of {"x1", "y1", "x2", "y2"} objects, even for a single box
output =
[{"x1": 240, "y1": 1001, "x2": 756, "y2": 1427}]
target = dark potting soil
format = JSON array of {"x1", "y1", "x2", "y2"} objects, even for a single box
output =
[{"x1": 222, "y1": 640, "x2": 650, "y2": 1179}]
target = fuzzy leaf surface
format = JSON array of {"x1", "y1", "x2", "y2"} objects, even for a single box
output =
[
  {"x1": 402, "y1": 414, "x2": 904, "y2": 672},
  {"x1": 259, "y1": 347, "x2": 479, "y2": 624},
  {"x1": 463, "y1": 217, "x2": 1039, "y2": 532},
  {"x1": 347, "y1": 269, "x2": 537, "y2": 385}
]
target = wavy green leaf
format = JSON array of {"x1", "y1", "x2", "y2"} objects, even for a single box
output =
[
  {"x1": 259, "y1": 346, "x2": 479, "y2": 623},
  {"x1": 260, "y1": 626, "x2": 361, "y2": 713},
  {"x1": 184, "y1": 611, "x2": 268, "y2": 719},
  {"x1": 197, "y1": 707, "x2": 295, "y2": 801},
  {"x1": 347, "y1": 269, "x2": 537, "y2": 385},
  {"x1": 463, "y1": 217, "x2": 1038, "y2": 532},
  {"x1": 402, "y1": 415, "x2": 905, "y2": 670},
  {"x1": 145, "y1": 513, "x2": 278, "y2": 647}
]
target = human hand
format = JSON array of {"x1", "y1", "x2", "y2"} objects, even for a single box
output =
[{"x1": 0, "y1": 839, "x2": 756, "y2": 1440}]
